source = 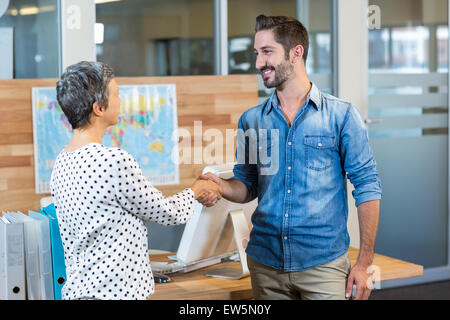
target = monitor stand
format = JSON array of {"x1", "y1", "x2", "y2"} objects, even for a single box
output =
[{"x1": 204, "y1": 209, "x2": 250, "y2": 280}]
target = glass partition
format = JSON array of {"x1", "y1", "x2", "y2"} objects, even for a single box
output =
[
  {"x1": 95, "y1": 0, "x2": 214, "y2": 77},
  {"x1": 0, "y1": 0, "x2": 59, "y2": 78}
]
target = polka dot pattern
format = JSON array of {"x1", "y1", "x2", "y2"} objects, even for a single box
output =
[{"x1": 50, "y1": 143, "x2": 195, "y2": 300}]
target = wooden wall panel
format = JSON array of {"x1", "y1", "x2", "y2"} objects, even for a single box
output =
[{"x1": 0, "y1": 75, "x2": 258, "y2": 213}]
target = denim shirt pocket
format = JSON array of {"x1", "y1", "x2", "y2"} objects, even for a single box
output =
[{"x1": 304, "y1": 135, "x2": 335, "y2": 171}]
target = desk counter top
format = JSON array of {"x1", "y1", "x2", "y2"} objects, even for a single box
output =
[{"x1": 149, "y1": 247, "x2": 423, "y2": 300}]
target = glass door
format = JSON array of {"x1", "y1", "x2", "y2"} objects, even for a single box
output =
[{"x1": 368, "y1": 0, "x2": 449, "y2": 269}]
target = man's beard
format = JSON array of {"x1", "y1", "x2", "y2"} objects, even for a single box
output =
[{"x1": 261, "y1": 60, "x2": 294, "y2": 89}]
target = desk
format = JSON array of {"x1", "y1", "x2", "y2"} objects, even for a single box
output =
[{"x1": 149, "y1": 247, "x2": 423, "y2": 300}]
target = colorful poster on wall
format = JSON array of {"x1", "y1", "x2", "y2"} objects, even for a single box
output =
[{"x1": 32, "y1": 84, "x2": 179, "y2": 194}]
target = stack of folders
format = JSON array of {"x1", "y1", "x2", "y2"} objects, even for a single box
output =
[{"x1": 0, "y1": 204, "x2": 67, "y2": 300}]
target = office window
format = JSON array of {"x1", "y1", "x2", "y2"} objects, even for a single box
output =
[
  {"x1": 95, "y1": 0, "x2": 214, "y2": 77},
  {"x1": 228, "y1": 0, "x2": 334, "y2": 98},
  {"x1": 368, "y1": 28, "x2": 390, "y2": 71},
  {"x1": 437, "y1": 25, "x2": 449, "y2": 73},
  {"x1": 369, "y1": 26, "x2": 430, "y2": 73},
  {"x1": 310, "y1": 32, "x2": 331, "y2": 74},
  {"x1": 0, "y1": 0, "x2": 59, "y2": 79}
]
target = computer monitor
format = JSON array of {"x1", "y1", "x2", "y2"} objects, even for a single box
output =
[{"x1": 175, "y1": 163, "x2": 258, "y2": 278}]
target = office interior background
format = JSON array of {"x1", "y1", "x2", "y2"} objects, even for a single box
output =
[{"x1": 0, "y1": 0, "x2": 449, "y2": 297}]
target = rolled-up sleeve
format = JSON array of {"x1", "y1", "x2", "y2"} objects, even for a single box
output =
[
  {"x1": 233, "y1": 114, "x2": 259, "y2": 201},
  {"x1": 340, "y1": 104, "x2": 382, "y2": 207}
]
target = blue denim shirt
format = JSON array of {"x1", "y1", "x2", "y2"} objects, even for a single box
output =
[{"x1": 233, "y1": 83, "x2": 382, "y2": 271}]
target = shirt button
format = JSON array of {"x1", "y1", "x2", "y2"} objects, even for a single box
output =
[
  {"x1": 288, "y1": 142, "x2": 292, "y2": 146},
  {"x1": 285, "y1": 214, "x2": 289, "y2": 218},
  {"x1": 287, "y1": 190, "x2": 291, "y2": 194},
  {"x1": 284, "y1": 236, "x2": 288, "y2": 240},
  {"x1": 318, "y1": 143, "x2": 323, "y2": 147},
  {"x1": 288, "y1": 166, "x2": 292, "y2": 170}
]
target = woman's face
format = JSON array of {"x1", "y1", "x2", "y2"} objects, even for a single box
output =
[{"x1": 105, "y1": 78, "x2": 121, "y2": 126}]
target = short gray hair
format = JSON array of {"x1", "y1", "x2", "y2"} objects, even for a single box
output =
[{"x1": 56, "y1": 61, "x2": 115, "y2": 130}]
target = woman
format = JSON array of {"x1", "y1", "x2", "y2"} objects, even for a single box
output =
[{"x1": 50, "y1": 61, "x2": 221, "y2": 300}]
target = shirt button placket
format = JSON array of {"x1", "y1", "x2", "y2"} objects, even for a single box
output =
[{"x1": 284, "y1": 136, "x2": 294, "y2": 269}]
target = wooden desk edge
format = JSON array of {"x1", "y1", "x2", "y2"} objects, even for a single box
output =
[{"x1": 149, "y1": 247, "x2": 424, "y2": 300}]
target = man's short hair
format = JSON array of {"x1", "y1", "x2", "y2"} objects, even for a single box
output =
[
  {"x1": 255, "y1": 15, "x2": 309, "y2": 63},
  {"x1": 56, "y1": 61, "x2": 115, "y2": 130}
]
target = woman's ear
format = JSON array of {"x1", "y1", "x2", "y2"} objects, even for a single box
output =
[{"x1": 92, "y1": 101, "x2": 105, "y2": 117}]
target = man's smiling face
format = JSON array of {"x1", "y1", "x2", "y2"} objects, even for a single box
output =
[{"x1": 254, "y1": 29, "x2": 294, "y2": 89}]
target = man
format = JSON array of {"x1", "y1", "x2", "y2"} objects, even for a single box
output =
[{"x1": 199, "y1": 15, "x2": 381, "y2": 300}]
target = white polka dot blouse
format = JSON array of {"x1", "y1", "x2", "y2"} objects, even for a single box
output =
[{"x1": 50, "y1": 143, "x2": 195, "y2": 300}]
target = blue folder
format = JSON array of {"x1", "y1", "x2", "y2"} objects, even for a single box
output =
[{"x1": 39, "y1": 204, "x2": 66, "y2": 300}]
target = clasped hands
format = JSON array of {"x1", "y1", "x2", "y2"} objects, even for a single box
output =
[{"x1": 190, "y1": 173, "x2": 223, "y2": 207}]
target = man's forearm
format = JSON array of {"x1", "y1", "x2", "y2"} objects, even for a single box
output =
[
  {"x1": 356, "y1": 200, "x2": 380, "y2": 268},
  {"x1": 222, "y1": 178, "x2": 250, "y2": 204}
]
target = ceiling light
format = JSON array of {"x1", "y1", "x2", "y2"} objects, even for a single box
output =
[
  {"x1": 95, "y1": 23, "x2": 104, "y2": 44},
  {"x1": 19, "y1": 6, "x2": 39, "y2": 15}
]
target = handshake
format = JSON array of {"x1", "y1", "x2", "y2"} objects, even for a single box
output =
[{"x1": 190, "y1": 173, "x2": 223, "y2": 207}]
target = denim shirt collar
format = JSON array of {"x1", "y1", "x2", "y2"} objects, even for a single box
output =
[{"x1": 266, "y1": 82, "x2": 322, "y2": 115}]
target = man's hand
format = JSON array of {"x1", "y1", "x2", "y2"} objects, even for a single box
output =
[
  {"x1": 199, "y1": 172, "x2": 224, "y2": 189},
  {"x1": 199, "y1": 172, "x2": 251, "y2": 204},
  {"x1": 346, "y1": 263, "x2": 374, "y2": 300},
  {"x1": 190, "y1": 178, "x2": 223, "y2": 207},
  {"x1": 347, "y1": 200, "x2": 380, "y2": 300}
]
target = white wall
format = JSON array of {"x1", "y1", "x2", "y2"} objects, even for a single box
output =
[
  {"x1": 338, "y1": 0, "x2": 370, "y2": 249},
  {"x1": 61, "y1": 0, "x2": 96, "y2": 72}
]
